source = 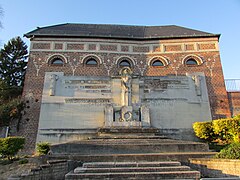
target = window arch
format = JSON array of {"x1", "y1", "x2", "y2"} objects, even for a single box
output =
[
  {"x1": 151, "y1": 59, "x2": 164, "y2": 67},
  {"x1": 182, "y1": 54, "x2": 203, "y2": 66},
  {"x1": 82, "y1": 55, "x2": 101, "y2": 66},
  {"x1": 119, "y1": 60, "x2": 131, "y2": 67},
  {"x1": 48, "y1": 54, "x2": 67, "y2": 66},
  {"x1": 149, "y1": 56, "x2": 169, "y2": 67},
  {"x1": 48, "y1": 55, "x2": 66, "y2": 66}
]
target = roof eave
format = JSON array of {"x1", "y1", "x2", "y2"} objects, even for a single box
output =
[{"x1": 24, "y1": 33, "x2": 221, "y2": 41}]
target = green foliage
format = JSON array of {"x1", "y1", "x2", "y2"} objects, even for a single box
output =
[
  {"x1": 36, "y1": 142, "x2": 50, "y2": 155},
  {"x1": 0, "y1": 36, "x2": 28, "y2": 87},
  {"x1": 0, "y1": 137, "x2": 25, "y2": 160},
  {"x1": 0, "y1": 37, "x2": 28, "y2": 127},
  {"x1": 0, "y1": 79, "x2": 22, "y2": 102},
  {"x1": 0, "y1": 98, "x2": 25, "y2": 126},
  {"x1": 193, "y1": 116, "x2": 240, "y2": 144},
  {"x1": 213, "y1": 118, "x2": 240, "y2": 143},
  {"x1": 18, "y1": 158, "x2": 28, "y2": 164},
  {"x1": 193, "y1": 121, "x2": 214, "y2": 142},
  {"x1": 215, "y1": 143, "x2": 240, "y2": 159}
]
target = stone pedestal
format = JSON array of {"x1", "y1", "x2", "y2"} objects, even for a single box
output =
[
  {"x1": 104, "y1": 105, "x2": 114, "y2": 127},
  {"x1": 141, "y1": 105, "x2": 151, "y2": 127},
  {"x1": 120, "y1": 106, "x2": 133, "y2": 122}
]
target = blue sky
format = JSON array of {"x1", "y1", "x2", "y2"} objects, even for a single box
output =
[{"x1": 0, "y1": 0, "x2": 240, "y2": 79}]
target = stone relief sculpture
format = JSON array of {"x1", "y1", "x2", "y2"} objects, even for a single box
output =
[
  {"x1": 49, "y1": 74, "x2": 58, "y2": 96},
  {"x1": 120, "y1": 67, "x2": 132, "y2": 106},
  {"x1": 192, "y1": 75, "x2": 202, "y2": 96},
  {"x1": 104, "y1": 104, "x2": 114, "y2": 127}
]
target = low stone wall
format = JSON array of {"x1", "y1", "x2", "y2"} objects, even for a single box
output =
[
  {"x1": 189, "y1": 158, "x2": 240, "y2": 178},
  {"x1": 8, "y1": 160, "x2": 81, "y2": 180}
]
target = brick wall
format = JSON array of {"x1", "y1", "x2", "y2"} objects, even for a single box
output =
[
  {"x1": 17, "y1": 37, "x2": 231, "y2": 153},
  {"x1": 189, "y1": 158, "x2": 240, "y2": 178},
  {"x1": 8, "y1": 160, "x2": 81, "y2": 180},
  {"x1": 227, "y1": 92, "x2": 240, "y2": 116}
]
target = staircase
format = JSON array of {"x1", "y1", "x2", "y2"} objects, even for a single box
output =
[
  {"x1": 65, "y1": 161, "x2": 200, "y2": 179},
  {"x1": 48, "y1": 128, "x2": 216, "y2": 179}
]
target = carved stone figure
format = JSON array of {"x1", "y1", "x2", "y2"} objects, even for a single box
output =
[
  {"x1": 192, "y1": 75, "x2": 202, "y2": 96},
  {"x1": 120, "y1": 67, "x2": 132, "y2": 106},
  {"x1": 104, "y1": 104, "x2": 114, "y2": 127},
  {"x1": 49, "y1": 74, "x2": 58, "y2": 96}
]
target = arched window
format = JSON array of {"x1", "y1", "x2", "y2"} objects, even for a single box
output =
[
  {"x1": 186, "y1": 58, "x2": 198, "y2": 66},
  {"x1": 151, "y1": 60, "x2": 164, "y2": 67},
  {"x1": 86, "y1": 58, "x2": 98, "y2": 66},
  {"x1": 119, "y1": 60, "x2": 131, "y2": 67},
  {"x1": 51, "y1": 58, "x2": 64, "y2": 66}
]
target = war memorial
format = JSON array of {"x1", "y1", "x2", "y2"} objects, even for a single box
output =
[{"x1": 11, "y1": 24, "x2": 239, "y2": 179}]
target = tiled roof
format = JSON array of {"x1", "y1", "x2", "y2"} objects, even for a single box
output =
[{"x1": 24, "y1": 23, "x2": 219, "y2": 40}]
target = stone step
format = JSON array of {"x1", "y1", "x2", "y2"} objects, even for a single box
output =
[
  {"x1": 98, "y1": 128, "x2": 160, "y2": 134},
  {"x1": 49, "y1": 152, "x2": 216, "y2": 163},
  {"x1": 74, "y1": 166, "x2": 191, "y2": 173},
  {"x1": 65, "y1": 171, "x2": 201, "y2": 179},
  {"x1": 76, "y1": 138, "x2": 200, "y2": 144},
  {"x1": 51, "y1": 140, "x2": 209, "y2": 154},
  {"x1": 92, "y1": 135, "x2": 167, "y2": 139},
  {"x1": 82, "y1": 161, "x2": 181, "y2": 168}
]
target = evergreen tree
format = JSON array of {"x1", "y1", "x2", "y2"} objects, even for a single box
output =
[{"x1": 0, "y1": 37, "x2": 28, "y2": 87}]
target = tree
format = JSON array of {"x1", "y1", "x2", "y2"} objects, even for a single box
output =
[{"x1": 0, "y1": 37, "x2": 28, "y2": 88}]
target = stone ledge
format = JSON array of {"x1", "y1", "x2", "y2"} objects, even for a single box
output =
[{"x1": 189, "y1": 158, "x2": 240, "y2": 178}]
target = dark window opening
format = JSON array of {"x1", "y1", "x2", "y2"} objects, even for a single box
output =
[
  {"x1": 119, "y1": 60, "x2": 131, "y2": 67},
  {"x1": 186, "y1": 58, "x2": 198, "y2": 65},
  {"x1": 51, "y1": 58, "x2": 64, "y2": 65},
  {"x1": 152, "y1": 60, "x2": 164, "y2": 67},
  {"x1": 86, "y1": 58, "x2": 98, "y2": 65}
]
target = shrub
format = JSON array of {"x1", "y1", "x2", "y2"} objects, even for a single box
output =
[
  {"x1": 36, "y1": 142, "x2": 50, "y2": 155},
  {"x1": 193, "y1": 117, "x2": 240, "y2": 144},
  {"x1": 215, "y1": 143, "x2": 240, "y2": 159},
  {"x1": 213, "y1": 118, "x2": 240, "y2": 143},
  {"x1": 19, "y1": 158, "x2": 28, "y2": 164},
  {"x1": 193, "y1": 121, "x2": 215, "y2": 142},
  {"x1": 0, "y1": 137, "x2": 25, "y2": 160}
]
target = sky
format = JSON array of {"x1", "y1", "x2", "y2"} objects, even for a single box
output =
[{"x1": 0, "y1": 0, "x2": 240, "y2": 79}]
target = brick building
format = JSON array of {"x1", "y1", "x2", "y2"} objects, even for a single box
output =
[{"x1": 19, "y1": 23, "x2": 233, "y2": 152}]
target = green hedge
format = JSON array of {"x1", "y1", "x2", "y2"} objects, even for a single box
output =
[
  {"x1": 213, "y1": 118, "x2": 240, "y2": 143},
  {"x1": 215, "y1": 143, "x2": 240, "y2": 159},
  {"x1": 36, "y1": 142, "x2": 50, "y2": 155},
  {"x1": 0, "y1": 137, "x2": 25, "y2": 160},
  {"x1": 193, "y1": 121, "x2": 215, "y2": 142},
  {"x1": 193, "y1": 115, "x2": 240, "y2": 144}
]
